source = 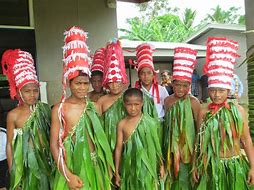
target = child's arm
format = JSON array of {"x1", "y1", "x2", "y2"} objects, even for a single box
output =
[
  {"x1": 192, "y1": 108, "x2": 206, "y2": 183},
  {"x1": 191, "y1": 96, "x2": 201, "y2": 127},
  {"x1": 6, "y1": 111, "x2": 15, "y2": 172},
  {"x1": 114, "y1": 121, "x2": 124, "y2": 187},
  {"x1": 239, "y1": 106, "x2": 254, "y2": 185},
  {"x1": 50, "y1": 104, "x2": 83, "y2": 189}
]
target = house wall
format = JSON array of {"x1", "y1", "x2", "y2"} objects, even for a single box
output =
[
  {"x1": 33, "y1": 0, "x2": 118, "y2": 105},
  {"x1": 189, "y1": 29, "x2": 248, "y2": 105}
]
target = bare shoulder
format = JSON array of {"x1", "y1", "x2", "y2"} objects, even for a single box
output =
[
  {"x1": 164, "y1": 94, "x2": 175, "y2": 106},
  {"x1": 51, "y1": 102, "x2": 61, "y2": 114},
  {"x1": 118, "y1": 117, "x2": 127, "y2": 127},
  {"x1": 200, "y1": 106, "x2": 209, "y2": 118},
  {"x1": 190, "y1": 95, "x2": 200, "y2": 104},
  {"x1": 236, "y1": 104, "x2": 246, "y2": 116},
  {"x1": 7, "y1": 107, "x2": 19, "y2": 122},
  {"x1": 99, "y1": 94, "x2": 110, "y2": 101}
]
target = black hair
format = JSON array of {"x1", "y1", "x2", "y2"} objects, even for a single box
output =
[
  {"x1": 69, "y1": 71, "x2": 88, "y2": 83},
  {"x1": 123, "y1": 88, "x2": 143, "y2": 102},
  {"x1": 91, "y1": 70, "x2": 103, "y2": 78}
]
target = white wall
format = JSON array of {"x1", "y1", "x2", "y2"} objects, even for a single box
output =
[{"x1": 33, "y1": 0, "x2": 118, "y2": 105}]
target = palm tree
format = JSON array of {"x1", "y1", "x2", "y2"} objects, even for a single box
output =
[
  {"x1": 182, "y1": 8, "x2": 197, "y2": 29},
  {"x1": 207, "y1": 5, "x2": 226, "y2": 23},
  {"x1": 205, "y1": 5, "x2": 244, "y2": 25}
]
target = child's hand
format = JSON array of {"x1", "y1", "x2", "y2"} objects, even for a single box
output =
[
  {"x1": 160, "y1": 165, "x2": 165, "y2": 179},
  {"x1": 115, "y1": 173, "x2": 121, "y2": 187},
  {"x1": 67, "y1": 174, "x2": 84, "y2": 190},
  {"x1": 248, "y1": 168, "x2": 254, "y2": 185},
  {"x1": 192, "y1": 168, "x2": 199, "y2": 183}
]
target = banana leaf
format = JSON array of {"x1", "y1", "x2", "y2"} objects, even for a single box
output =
[
  {"x1": 120, "y1": 114, "x2": 161, "y2": 190},
  {"x1": 10, "y1": 102, "x2": 54, "y2": 190},
  {"x1": 193, "y1": 102, "x2": 253, "y2": 189},
  {"x1": 163, "y1": 96, "x2": 195, "y2": 189},
  {"x1": 53, "y1": 101, "x2": 113, "y2": 190}
]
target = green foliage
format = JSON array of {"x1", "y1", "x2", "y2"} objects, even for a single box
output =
[
  {"x1": 201, "y1": 5, "x2": 245, "y2": 25},
  {"x1": 119, "y1": 3, "x2": 245, "y2": 42},
  {"x1": 119, "y1": 13, "x2": 194, "y2": 42}
]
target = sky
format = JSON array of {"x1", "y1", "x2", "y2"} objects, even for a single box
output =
[{"x1": 117, "y1": 0, "x2": 245, "y2": 30}]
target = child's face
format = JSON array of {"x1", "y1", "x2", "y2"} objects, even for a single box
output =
[
  {"x1": 91, "y1": 75, "x2": 103, "y2": 93},
  {"x1": 20, "y1": 83, "x2": 39, "y2": 105},
  {"x1": 108, "y1": 81, "x2": 123, "y2": 95},
  {"x1": 139, "y1": 67, "x2": 154, "y2": 86},
  {"x1": 69, "y1": 75, "x2": 90, "y2": 99},
  {"x1": 124, "y1": 96, "x2": 143, "y2": 117},
  {"x1": 172, "y1": 80, "x2": 190, "y2": 98},
  {"x1": 208, "y1": 87, "x2": 229, "y2": 104},
  {"x1": 161, "y1": 72, "x2": 171, "y2": 82}
]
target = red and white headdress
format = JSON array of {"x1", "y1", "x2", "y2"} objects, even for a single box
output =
[
  {"x1": 135, "y1": 43, "x2": 156, "y2": 73},
  {"x1": 132, "y1": 43, "x2": 161, "y2": 103},
  {"x1": 173, "y1": 47, "x2": 198, "y2": 82},
  {"x1": 204, "y1": 37, "x2": 239, "y2": 89},
  {"x1": 102, "y1": 39, "x2": 128, "y2": 87},
  {"x1": 1, "y1": 49, "x2": 38, "y2": 101},
  {"x1": 62, "y1": 26, "x2": 91, "y2": 98},
  {"x1": 91, "y1": 48, "x2": 105, "y2": 73},
  {"x1": 58, "y1": 26, "x2": 92, "y2": 181}
]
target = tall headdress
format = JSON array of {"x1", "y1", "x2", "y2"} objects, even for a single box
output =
[
  {"x1": 204, "y1": 37, "x2": 239, "y2": 89},
  {"x1": 102, "y1": 39, "x2": 128, "y2": 87},
  {"x1": 91, "y1": 48, "x2": 105, "y2": 73},
  {"x1": 1, "y1": 49, "x2": 38, "y2": 103},
  {"x1": 58, "y1": 26, "x2": 91, "y2": 181},
  {"x1": 131, "y1": 43, "x2": 161, "y2": 103},
  {"x1": 62, "y1": 26, "x2": 91, "y2": 100},
  {"x1": 172, "y1": 47, "x2": 198, "y2": 83}
]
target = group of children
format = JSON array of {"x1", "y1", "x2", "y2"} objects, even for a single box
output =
[{"x1": 1, "y1": 26, "x2": 254, "y2": 190}]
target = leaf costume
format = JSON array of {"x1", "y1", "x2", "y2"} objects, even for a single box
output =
[
  {"x1": 194, "y1": 102, "x2": 253, "y2": 190},
  {"x1": 142, "y1": 90, "x2": 159, "y2": 120},
  {"x1": 54, "y1": 101, "x2": 114, "y2": 190},
  {"x1": 163, "y1": 96, "x2": 195, "y2": 190},
  {"x1": 10, "y1": 101, "x2": 54, "y2": 190},
  {"x1": 103, "y1": 92, "x2": 159, "y2": 152},
  {"x1": 120, "y1": 114, "x2": 162, "y2": 190},
  {"x1": 103, "y1": 95, "x2": 126, "y2": 152}
]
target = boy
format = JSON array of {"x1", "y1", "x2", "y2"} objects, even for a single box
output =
[
  {"x1": 163, "y1": 47, "x2": 200, "y2": 190},
  {"x1": 192, "y1": 37, "x2": 254, "y2": 189},
  {"x1": 115, "y1": 88, "x2": 164, "y2": 190},
  {"x1": 161, "y1": 70, "x2": 174, "y2": 95},
  {"x1": 88, "y1": 48, "x2": 106, "y2": 102},
  {"x1": 133, "y1": 43, "x2": 168, "y2": 120},
  {"x1": 2, "y1": 49, "x2": 53, "y2": 189},
  {"x1": 50, "y1": 26, "x2": 114, "y2": 190},
  {"x1": 96, "y1": 39, "x2": 128, "y2": 152}
]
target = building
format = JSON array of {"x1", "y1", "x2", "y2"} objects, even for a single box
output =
[{"x1": 185, "y1": 23, "x2": 248, "y2": 104}]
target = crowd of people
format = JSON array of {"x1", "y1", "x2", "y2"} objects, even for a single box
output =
[{"x1": 0, "y1": 26, "x2": 253, "y2": 190}]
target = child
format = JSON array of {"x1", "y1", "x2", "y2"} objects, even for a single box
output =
[
  {"x1": 133, "y1": 43, "x2": 168, "y2": 120},
  {"x1": 96, "y1": 39, "x2": 128, "y2": 152},
  {"x1": 50, "y1": 26, "x2": 114, "y2": 190},
  {"x1": 192, "y1": 37, "x2": 254, "y2": 189},
  {"x1": 163, "y1": 47, "x2": 200, "y2": 190},
  {"x1": 2, "y1": 49, "x2": 53, "y2": 189},
  {"x1": 88, "y1": 48, "x2": 107, "y2": 102},
  {"x1": 115, "y1": 88, "x2": 164, "y2": 190}
]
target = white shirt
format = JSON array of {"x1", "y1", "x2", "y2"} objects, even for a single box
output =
[
  {"x1": 142, "y1": 84, "x2": 169, "y2": 119},
  {"x1": 0, "y1": 127, "x2": 7, "y2": 161}
]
